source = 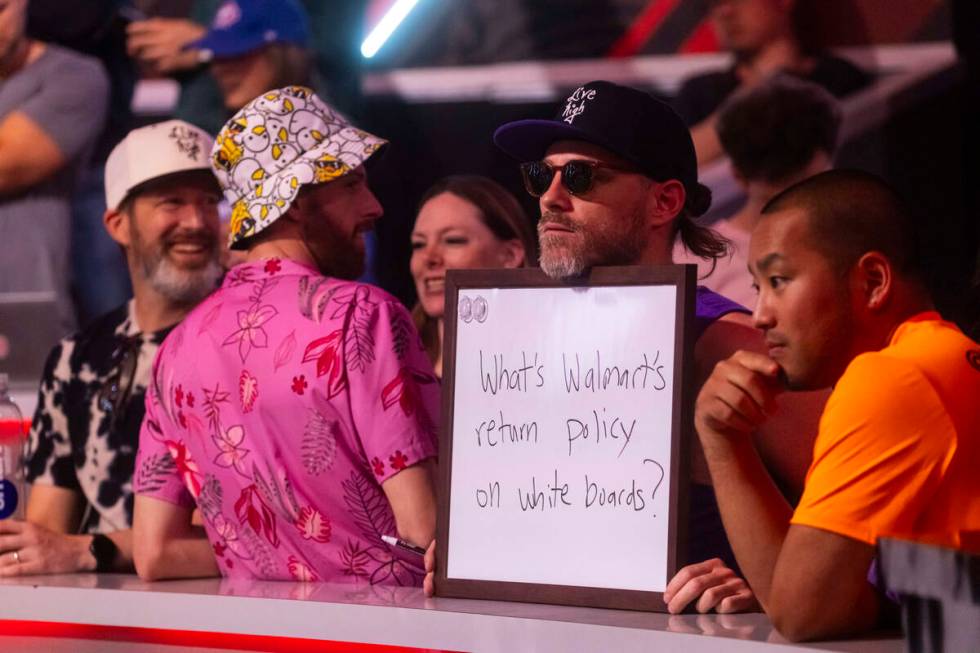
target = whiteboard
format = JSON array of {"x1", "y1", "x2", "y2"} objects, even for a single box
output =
[{"x1": 437, "y1": 266, "x2": 694, "y2": 610}]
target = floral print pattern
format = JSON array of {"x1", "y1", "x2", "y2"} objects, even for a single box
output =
[
  {"x1": 291, "y1": 375, "x2": 308, "y2": 395},
  {"x1": 223, "y1": 303, "x2": 278, "y2": 363},
  {"x1": 135, "y1": 259, "x2": 438, "y2": 584}
]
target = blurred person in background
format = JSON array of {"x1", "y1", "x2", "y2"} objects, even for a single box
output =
[
  {"x1": 674, "y1": 0, "x2": 868, "y2": 165},
  {"x1": 0, "y1": 0, "x2": 109, "y2": 333},
  {"x1": 410, "y1": 175, "x2": 536, "y2": 377},
  {"x1": 185, "y1": 0, "x2": 313, "y2": 113},
  {"x1": 0, "y1": 121, "x2": 221, "y2": 577},
  {"x1": 132, "y1": 87, "x2": 438, "y2": 585},
  {"x1": 127, "y1": 0, "x2": 317, "y2": 267},
  {"x1": 674, "y1": 76, "x2": 840, "y2": 308},
  {"x1": 27, "y1": 0, "x2": 138, "y2": 324},
  {"x1": 124, "y1": 6, "x2": 206, "y2": 80},
  {"x1": 126, "y1": 0, "x2": 360, "y2": 134}
]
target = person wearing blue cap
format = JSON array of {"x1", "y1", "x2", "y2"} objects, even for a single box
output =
[
  {"x1": 127, "y1": 0, "x2": 315, "y2": 122},
  {"x1": 128, "y1": 0, "x2": 320, "y2": 261},
  {"x1": 191, "y1": 0, "x2": 313, "y2": 111}
]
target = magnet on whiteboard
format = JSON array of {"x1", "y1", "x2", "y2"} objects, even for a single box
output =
[
  {"x1": 459, "y1": 296, "x2": 473, "y2": 323},
  {"x1": 473, "y1": 296, "x2": 488, "y2": 323}
]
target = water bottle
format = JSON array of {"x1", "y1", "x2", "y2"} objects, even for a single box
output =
[{"x1": 0, "y1": 373, "x2": 26, "y2": 521}]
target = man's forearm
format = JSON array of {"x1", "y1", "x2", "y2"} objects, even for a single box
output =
[
  {"x1": 0, "y1": 113, "x2": 67, "y2": 195},
  {"x1": 15, "y1": 486, "x2": 137, "y2": 575},
  {"x1": 383, "y1": 463, "x2": 437, "y2": 549},
  {"x1": 700, "y1": 434, "x2": 793, "y2": 611},
  {"x1": 135, "y1": 528, "x2": 218, "y2": 581}
]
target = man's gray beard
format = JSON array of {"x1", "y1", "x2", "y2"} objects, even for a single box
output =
[
  {"x1": 537, "y1": 211, "x2": 647, "y2": 280},
  {"x1": 142, "y1": 255, "x2": 222, "y2": 305},
  {"x1": 539, "y1": 234, "x2": 588, "y2": 280}
]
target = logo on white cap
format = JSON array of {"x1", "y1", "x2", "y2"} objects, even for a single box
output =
[
  {"x1": 214, "y1": 1, "x2": 242, "y2": 29},
  {"x1": 169, "y1": 125, "x2": 204, "y2": 161},
  {"x1": 562, "y1": 86, "x2": 598, "y2": 125},
  {"x1": 104, "y1": 120, "x2": 215, "y2": 211}
]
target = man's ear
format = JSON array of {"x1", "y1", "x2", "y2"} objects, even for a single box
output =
[
  {"x1": 103, "y1": 207, "x2": 131, "y2": 248},
  {"x1": 856, "y1": 251, "x2": 893, "y2": 312},
  {"x1": 498, "y1": 239, "x2": 526, "y2": 269},
  {"x1": 647, "y1": 179, "x2": 686, "y2": 228},
  {"x1": 280, "y1": 193, "x2": 306, "y2": 224}
]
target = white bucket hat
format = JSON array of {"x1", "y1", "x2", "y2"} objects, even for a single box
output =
[
  {"x1": 211, "y1": 86, "x2": 387, "y2": 249},
  {"x1": 105, "y1": 120, "x2": 216, "y2": 210}
]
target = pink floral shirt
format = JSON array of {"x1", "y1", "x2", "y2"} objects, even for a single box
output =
[{"x1": 135, "y1": 259, "x2": 439, "y2": 585}]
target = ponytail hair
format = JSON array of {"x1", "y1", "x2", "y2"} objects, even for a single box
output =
[{"x1": 673, "y1": 182, "x2": 731, "y2": 277}]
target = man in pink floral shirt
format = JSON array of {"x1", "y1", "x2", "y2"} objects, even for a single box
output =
[{"x1": 132, "y1": 87, "x2": 440, "y2": 586}]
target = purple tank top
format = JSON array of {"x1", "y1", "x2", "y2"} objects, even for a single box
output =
[
  {"x1": 688, "y1": 286, "x2": 750, "y2": 569},
  {"x1": 694, "y1": 285, "x2": 749, "y2": 339}
]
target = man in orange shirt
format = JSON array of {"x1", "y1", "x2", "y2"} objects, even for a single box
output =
[{"x1": 694, "y1": 169, "x2": 980, "y2": 641}]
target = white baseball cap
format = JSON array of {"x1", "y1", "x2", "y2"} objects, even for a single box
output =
[{"x1": 105, "y1": 120, "x2": 216, "y2": 210}]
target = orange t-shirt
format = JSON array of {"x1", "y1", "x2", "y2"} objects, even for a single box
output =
[{"x1": 791, "y1": 313, "x2": 980, "y2": 552}]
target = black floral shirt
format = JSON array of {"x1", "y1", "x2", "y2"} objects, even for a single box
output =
[{"x1": 26, "y1": 302, "x2": 173, "y2": 534}]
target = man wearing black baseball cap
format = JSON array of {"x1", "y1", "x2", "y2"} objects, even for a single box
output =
[
  {"x1": 480, "y1": 81, "x2": 826, "y2": 613},
  {"x1": 494, "y1": 80, "x2": 721, "y2": 280}
]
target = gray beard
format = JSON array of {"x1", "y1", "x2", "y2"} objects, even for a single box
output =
[
  {"x1": 142, "y1": 254, "x2": 222, "y2": 305},
  {"x1": 539, "y1": 234, "x2": 588, "y2": 280},
  {"x1": 537, "y1": 212, "x2": 647, "y2": 281}
]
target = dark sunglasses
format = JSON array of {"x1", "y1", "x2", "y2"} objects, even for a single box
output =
[
  {"x1": 96, "y1": 335, "x2": 142, "y2": 434},
  {"x1": 519, "y1": 159, "x2": 635, "y2": 198}
]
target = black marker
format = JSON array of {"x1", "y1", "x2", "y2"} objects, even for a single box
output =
[{"x1": 381, "y1": 534, "x2": 426, "y2": 557}]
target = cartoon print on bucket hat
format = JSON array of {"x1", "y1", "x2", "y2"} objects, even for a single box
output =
[{"x1": 212, "y1": 86, "x2": 387, "y2": 249}]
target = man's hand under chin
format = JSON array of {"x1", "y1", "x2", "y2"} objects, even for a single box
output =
[
  {"x1": 694, "y1": 350, "x2": 785, "y2": 449},
  {"x1": 0, "y1": 519, "x2": 95, "y2": 576}
]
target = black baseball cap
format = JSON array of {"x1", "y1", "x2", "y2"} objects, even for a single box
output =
[{"x1": 493, "y1": 80, "x2": 699, "y2": 194}]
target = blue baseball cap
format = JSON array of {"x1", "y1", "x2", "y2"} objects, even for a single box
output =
[{"x1": 191, "y1": 0, "x2": 310, "y2": 60}]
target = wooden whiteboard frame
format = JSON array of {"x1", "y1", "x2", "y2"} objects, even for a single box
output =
[{"x1": 435, "y1": 265, "x2": 696, "y2": 612}]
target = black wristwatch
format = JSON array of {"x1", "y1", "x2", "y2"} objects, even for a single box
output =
[{"x1": 89, "y1": 533, "x2": 119, "y2": 572}]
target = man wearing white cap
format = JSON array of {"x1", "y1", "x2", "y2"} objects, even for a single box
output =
[
  {"x1": 0, "y1": 121, "x2": 222, "y2": 577},
  {"x1": 132, "y1": 87, "x2": 439, "y2": 585}
]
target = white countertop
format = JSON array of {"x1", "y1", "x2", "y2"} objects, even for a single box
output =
[{"x1": 0, "y1": 574, "x2": 903, "y2": 653}]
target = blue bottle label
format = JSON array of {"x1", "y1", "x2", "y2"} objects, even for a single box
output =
[{"x1": 0, "y1": 479, "x2": 18, "y2": 519}]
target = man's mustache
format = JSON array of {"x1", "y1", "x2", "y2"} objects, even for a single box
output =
[
  {"x1": 538, "y1": 211, "x2": 577, "y2": 232},
  {"x1": 163, "y1": 229, "x2": 218, "y2": 250}
]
